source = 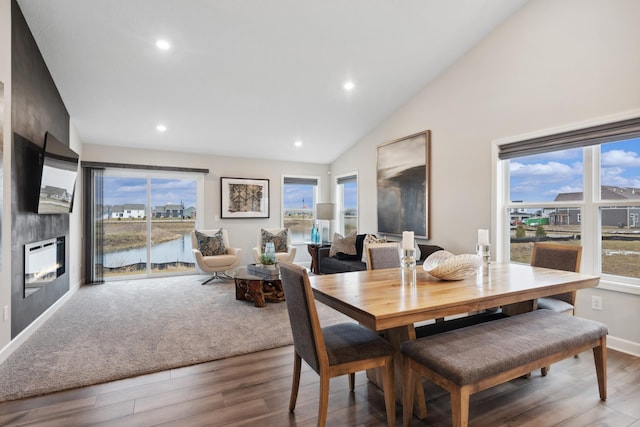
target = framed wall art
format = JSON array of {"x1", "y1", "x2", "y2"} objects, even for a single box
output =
[
  {"x1": 376, "y1": 130, "x2": 430, "y2": 239},
  {"x1": 221, "y1": 177, "x2": 270, "y2": 218}
]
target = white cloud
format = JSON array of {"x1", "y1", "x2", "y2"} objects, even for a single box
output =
[
  {"x1": 601, "y1": 149, "x2": 640, "y2": 167},
  {"x1": 510, "y1": 161, "x2": 580, "y2": 179}
]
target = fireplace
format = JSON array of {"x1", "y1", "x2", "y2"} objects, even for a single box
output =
[{"x1": 24, "y1": 236, "x2": 65, "y2": 298}]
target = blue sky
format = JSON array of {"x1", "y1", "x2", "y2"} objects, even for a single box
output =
[
  {"x1": 510, "y1": 138, "x2": 640, "y2": 202},
  {"x1": 103, "y1": 177, "x2": 197, "y2": 208},
  {"x1": 282, "y1": 182, "x2": 357, "y2": 209}
]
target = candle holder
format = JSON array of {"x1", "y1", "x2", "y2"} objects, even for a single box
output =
[
  {"x1": 476, "y1": 243, "x2": 491, "y2": 269},
  {"x1": 401, "y1": 248, "x2": 417, "y2": 286}
]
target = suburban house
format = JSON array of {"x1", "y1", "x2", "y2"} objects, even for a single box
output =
[
  {"x1": 1, "y1": 0, "x2": 639, "y2": 424},
  {"x1": 110, "y1": 204, "x2": 146, "y2": 220},
  {"x1": 550, "y1": 186, "x2": 640, "y2": 227},
  {"x1": 152, "y1": 203, "x2": 186, "y2": 219}
]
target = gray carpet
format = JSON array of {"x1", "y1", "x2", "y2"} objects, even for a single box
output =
[{"x1": 0, "y1": 274, "x2": 352, "y2": 402}]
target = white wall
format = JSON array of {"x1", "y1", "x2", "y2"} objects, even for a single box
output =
[
  {"x1": 81, "y1": 144, "x2": 331, "y2": 267},
  {"x1": 0, "y1": 0, "x2": 12, "y2": 352},
  {"x1": 330, "y1": 0, "x2": 640, "y2": 354}
]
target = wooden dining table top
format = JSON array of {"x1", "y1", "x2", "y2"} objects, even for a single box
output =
[{"x1": 309, "y1": 263, "x2": 600, "y2": 331}]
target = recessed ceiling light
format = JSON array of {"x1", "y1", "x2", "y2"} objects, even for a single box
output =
[
  {"x1": 156, "y1": 124, "x2": 167, "y2": 132},
  {"x1": 155, "y1": 39, "x2": 171, "y2": 51},
  {"x1": 343, "y1": 81, "x2": 355, "y2": 91},
  {"x1": 294, "y1": 140, "x2": 303, "y2": 148}
]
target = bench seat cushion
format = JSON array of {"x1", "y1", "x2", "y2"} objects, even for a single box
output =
[{"x1": 401, "y1": 309, "x2": 607, "y2": 386}]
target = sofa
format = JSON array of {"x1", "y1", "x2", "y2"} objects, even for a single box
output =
[{"x1": 317, "y1": 233, "x2": 444, "y2": 274}]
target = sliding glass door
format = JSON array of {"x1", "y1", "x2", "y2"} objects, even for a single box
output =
[{"x1": 98, "y1": 169, "x2": 201, "y2": 280}]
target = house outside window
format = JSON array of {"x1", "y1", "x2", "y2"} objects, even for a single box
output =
[
  {"x1": 497, "y1": 117, "x2": 640, "y2": 284},
  {"x1": 282, "y1": 175, "x2": 319, "y2": 243},
  {"x1": 336, "y1": 173, "x2": 358, "y2": 236}
]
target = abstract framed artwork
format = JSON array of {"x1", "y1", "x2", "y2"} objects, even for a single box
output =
[
  {"x1": 221, "y1": 177, "x2": 270, "y2": 218},
  {"x1": 376, "y1": 130, "x2": 430, "y2": 239}
]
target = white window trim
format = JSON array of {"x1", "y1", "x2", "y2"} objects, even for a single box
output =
[
  {"x1": 335, "y1": 171, "x2": 358, "y2": 235},
  {"x1": 281, "y1": 174, "x2": 321, "y2": 244},
  {"x1": 492, "y1": 109, "x2": 640, "y2": 294}
]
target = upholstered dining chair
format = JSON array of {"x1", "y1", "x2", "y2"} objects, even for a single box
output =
[
  {"x1": 365, "y1": 242, "x2": 401, "y2": 270},
  {"x1": 531, "y1": 242, "x2": 583, "y2": 314},
  {"x1": 251, "y1": 228, "x2": 296, "y2": 264},
  {"x1": 531, "y1": 241, "x2": 583, "y2": 375},
  {"x1": 278, "y1": 261, "x2": 397, "y2": 427},
  {"x1": 191, "y1": 229, "x2": 242, "y2": 284}
]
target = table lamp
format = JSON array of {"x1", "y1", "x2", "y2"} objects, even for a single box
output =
[{"x1": 316, "y1": 203, "x2": 335, "y2": 243}]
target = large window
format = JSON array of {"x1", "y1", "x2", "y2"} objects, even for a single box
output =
[
  {"x1": 98, "y1": 169, "x2": 201, "y2": 280},
  {"x1": 282, "y1": 176, "x2": 319, "y2": 243},
  {"x1": 498, "y1": 117, "x2": 640, "y2": 284},
  {"x1": 337, "y1": 173, "x2": 358, "y2": 236}
]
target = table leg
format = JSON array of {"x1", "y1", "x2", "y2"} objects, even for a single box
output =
[{"x1": 367, "y1": 325, "x2": 427, "y2": 419}]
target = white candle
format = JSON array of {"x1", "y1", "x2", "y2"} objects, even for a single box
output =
[
  {"x1": 478, "y1": 229, "x2": 489, "y2": 246},
  {"x1": 402, "y1": 231, "x2": 414, "y2": 250}
]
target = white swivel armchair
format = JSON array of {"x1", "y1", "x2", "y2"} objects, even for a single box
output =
[
  {"x1": 191, "y1": 229, "x2": 242, "y2": 284},
  {"x1": 252, "y1": 228, "x2": 296, "y2": 264}
]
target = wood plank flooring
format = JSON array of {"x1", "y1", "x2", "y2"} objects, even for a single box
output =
[{"x1": 0, "y1": 345, "x2": 639, "y2": 426}]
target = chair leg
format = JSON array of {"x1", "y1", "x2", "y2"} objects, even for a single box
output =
[
  {"x1": 318, "y1": 374, "x2": 330, "y2": 427},
  {"x1": 289, "y1": 352, "x2": 302, "y2": 411},
  {"x1": 201, "y1": 274, "x2": 218, "y2": 285},
  {"x1": 201, "y1": 272, "x2": 232, "y2": 285}
]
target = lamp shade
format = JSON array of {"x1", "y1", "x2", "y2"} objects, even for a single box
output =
[{"x1": 316, "y1": 203, "x2": 335, "y2": 220}]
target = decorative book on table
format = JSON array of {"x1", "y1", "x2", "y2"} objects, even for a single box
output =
[{"x1": 247, "y1": 263, "x2": 280, "y2": 279}]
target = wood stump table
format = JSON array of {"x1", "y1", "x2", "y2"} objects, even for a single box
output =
[{"x1": 232, "y1": 267, "x2": 285, "y2": 307}]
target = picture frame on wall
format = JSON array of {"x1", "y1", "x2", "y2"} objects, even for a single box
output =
[
  {"x1": 221, "y1": 177, "x2": 270, "y2": 218},
  {"x1": 376, "y1": 130, "x2": 430, "y2": 239}
]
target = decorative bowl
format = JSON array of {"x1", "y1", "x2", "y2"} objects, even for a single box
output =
[{"x1": 422, "y1": 250, "x2": 482, "y2": 281}]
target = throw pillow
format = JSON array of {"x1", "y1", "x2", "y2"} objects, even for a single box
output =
[
  {"x1": 261, "y1": 229, "x2": 288, "y2": 253},
  {"x1": 361, "y1": 234, "x2": 388, "y2": 263},
  {"x1": 195, "y1": 229, "x2": 227, "y2": 256},
  {"x1": 329, "y1": 231, "x2": 357, "y2": 257}
]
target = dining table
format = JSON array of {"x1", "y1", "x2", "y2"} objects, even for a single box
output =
[{"x1": 308, "y1": 262, "x2": 600, "y2": 418}]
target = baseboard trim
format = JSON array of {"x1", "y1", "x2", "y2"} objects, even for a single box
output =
[
  {"x1": 608, "y1": 335, "x2": 640, "y2": 357},
  {"x1": 0, "y1": 282, "x2": 81, "y2": 365}
]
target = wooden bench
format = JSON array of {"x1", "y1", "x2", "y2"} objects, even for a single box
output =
[{"x1": 400, "y1": 309, "x2": 608, "y2": 427}]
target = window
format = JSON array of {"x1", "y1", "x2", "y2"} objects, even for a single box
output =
[
  {"x1": 337, "y1": 173, "x2": 358, "y2": 235},
  {"x1": 282, "y1": 175, "x2": 319, "y2": 243},
  {"x1": 498, "y1": 117, "x2": 640, "y2": 284},
  {"x1": 99, "y1": 170, "x2": 201, "y2": 280}
]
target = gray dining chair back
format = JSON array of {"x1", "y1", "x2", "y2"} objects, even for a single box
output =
[
  {"x1": 531, "y1": 242, "x2": 582, "y2": 312},
  {"x1": 366, "y1": 242, "x2": 401, "y2": 270},
  {"x1": 278, "y1": 261, "x2": 397, "y2": 427}
]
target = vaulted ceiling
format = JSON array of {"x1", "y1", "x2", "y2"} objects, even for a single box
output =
[{"x1": 17, "y1": 0, "x2": 527, "y2": 163}]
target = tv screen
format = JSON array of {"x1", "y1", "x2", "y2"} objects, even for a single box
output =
[{"x1": 36, "y1": 132, "x2": 79, "y2": 214}]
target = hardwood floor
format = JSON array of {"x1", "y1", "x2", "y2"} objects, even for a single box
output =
[{"x1": 0, "y1": 346, "x2": 639, "y2": 426}]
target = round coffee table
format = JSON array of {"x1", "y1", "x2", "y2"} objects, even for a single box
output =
[{"x1": 229, "y1": 266, "x2": 285, "y2": 308}]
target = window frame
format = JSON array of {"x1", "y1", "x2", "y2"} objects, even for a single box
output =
[
  {"x1": 281, "y1": 174, "x2": 320, "y2": 244},
  {"x1": 493, "y1": 111, "x2": 640, "y2": 295},
  {"x1": 335, "y1": 172, "x2": 358, "y2": 236}
]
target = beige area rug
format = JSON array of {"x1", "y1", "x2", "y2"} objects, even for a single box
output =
[{"x1": 0, "y1": 275, "x2": 353, "y2": 402}]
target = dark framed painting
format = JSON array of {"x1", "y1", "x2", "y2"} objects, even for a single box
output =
[
  {"x1": 376, "y1": 130, "x2": 430, "y2": 239},
  {"x1": 221, "y1": 177, "x2": 270, "y2": 218}
]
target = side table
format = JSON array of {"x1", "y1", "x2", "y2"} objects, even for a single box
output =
[{"x1": 307, "y1": 243, "x2": 331, "y2": 274}]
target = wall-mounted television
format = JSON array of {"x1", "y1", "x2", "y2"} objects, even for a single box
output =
[{"x1": 36, "y1": 132, "x2": 79, "y2": 214}]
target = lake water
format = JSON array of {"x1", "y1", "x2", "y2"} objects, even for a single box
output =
[{"x1": 103, "y1": 233, "x2": 194, "y2": 268}]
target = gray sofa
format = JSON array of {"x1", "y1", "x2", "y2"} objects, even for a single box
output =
[{"x1": 317, "y1": 233, "x2": 444, "y2": 274}]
